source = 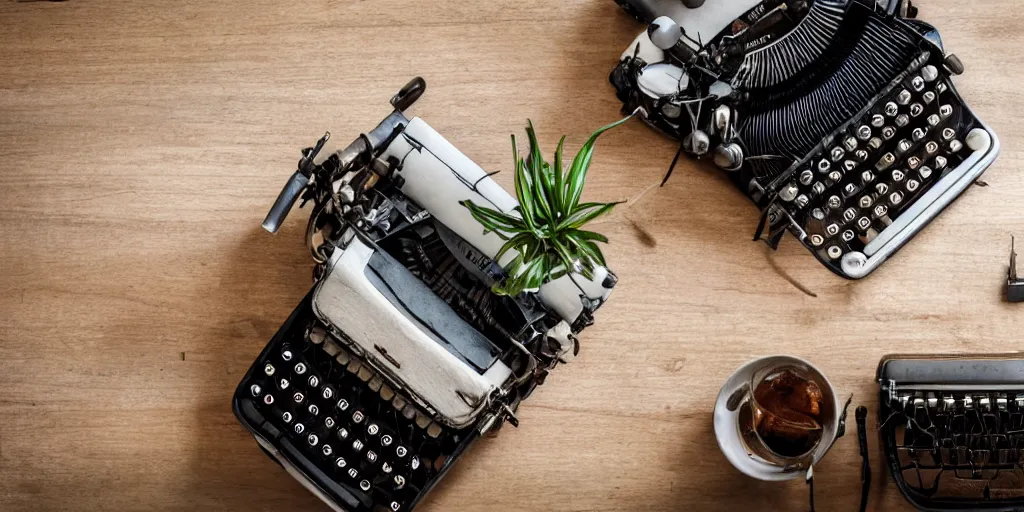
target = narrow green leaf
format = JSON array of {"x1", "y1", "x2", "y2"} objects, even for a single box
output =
[
  {"x1": 565, "y1": 228, "x2": 609, "y2": 244},
  {"x1": 552, "y1": 135, "x2": 567, "y2": 216},
  {"x1": 565, "y1": 115, "x2": 633, "y2": 210},
  {"x1": 556, "y1": 202, "x2": 619, "y2": 231}
]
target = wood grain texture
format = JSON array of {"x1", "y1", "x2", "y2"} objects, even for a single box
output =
[{"x1": 0, "y1": 1, "x2": 1019, "y2": 510}]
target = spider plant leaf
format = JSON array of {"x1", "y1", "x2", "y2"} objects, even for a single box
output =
[
  {"x1": 565, "y1": 228, "x2": 609, "y2": 244},
  {"x1": 556, "y1": 201, "x2": 619, "y2": 231},
  {"x1": 494, "y1": 232, "x2": 533, "y2": 264},
  {"x1": 564, "y1": 115, "x2": 633, "y2": 210},
  {"x1": 549, "y1": 236, "x2": 579, "y2": 277},
  {"x1": 460, "y1": 200, "x2": 528, "y2": 234},
  {"x1": 511, "y1": 136, "x2": 539, "y2": 232},
  {"x1": 552, "y1": 135, "x2": 567, "y2": 215},
  {"x1": 525, "y1": 121, "x2": 556, "y2": 224}
]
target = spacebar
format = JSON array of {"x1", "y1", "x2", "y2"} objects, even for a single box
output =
[
  {"x1": 865, "y1": 144, "x2": 989, "y2": 256},
  {"x1": 279, "y1": 437, "x2": 372, "y2": 510}
]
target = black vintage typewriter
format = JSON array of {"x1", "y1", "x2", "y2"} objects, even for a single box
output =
[
  {"x1": 610, "y1": 0, "x2": 1000, "y2": 278},
  {"x1": 233, "y1": 78, "x2": 617, "y2": 511},
  {"x1": 878, "y1": 355, "x2": 1024, "y2": 510}
]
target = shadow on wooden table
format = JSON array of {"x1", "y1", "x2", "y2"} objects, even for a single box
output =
[{"x1": 185, "y1": 222, "x2": 328, "y2": 511}]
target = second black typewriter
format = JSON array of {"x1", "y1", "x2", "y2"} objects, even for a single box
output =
[
  {"x1": 879, "y1": 355, "x2": 1024, "y2": 511},
  {"x1": 232, "y1": 78, "x2": 617, "y2": 511},
  {"x1": 610, "y1": 0, "x2": 1000, "y2": 279}
]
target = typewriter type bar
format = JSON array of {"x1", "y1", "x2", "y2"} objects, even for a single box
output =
[
  {"x1": 609, "y1": 0, "x2": 1000, "y2": 279},
  {"x1": 235, "y1": 79, "x2": 617, "y2": 511},
  {"x1": 878, "y1": 355, "x2": 1024, "y2": 511}
]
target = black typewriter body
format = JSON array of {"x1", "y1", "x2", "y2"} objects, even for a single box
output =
[
  {"x1": 878, "y1": 355, "x2": 1024, "y2": 511},
  {"x1": 611, "y1": 0, "x2": 1000, "y2": 279},
  {"x1": 233, "y1": 79, "x2": 616, "y2": 511}
]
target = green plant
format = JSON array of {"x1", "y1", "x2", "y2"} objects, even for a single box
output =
[{"x1": 460, "y1": 116, "x2": 632, "y2": 296}]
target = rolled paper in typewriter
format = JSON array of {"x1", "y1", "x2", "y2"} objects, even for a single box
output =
[{"x1": 752, "y1": 369, "x2": 824, "y2": 458}]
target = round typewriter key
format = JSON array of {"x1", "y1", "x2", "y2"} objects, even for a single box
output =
[
  {"x1": 335, "y1": 457, "x2": 347, "y2": 469},
  {"x1": 825, "y1": 224, "x2": 839, "y2": 237},
  {"x1": 336, "y1": 399, "x2": 349, "y2": 411},
  {"x1": 811, "y1": 208, "x2": 825, "y2": 221},
  {"x1": 410, "y1": 457, "x2": 420, "y2": 470},
  {"x1": 884, "y1": 102, "x2": 899, "y2": 117},
  {"x1": 925, "y1": 141, "x2": 939, "y2": 155},
  {"x1": 875, "y1": 153, "x2": 896, "y2": 171},
  {"x1": 352, "y1": 411, "x2": 365, "y2": 424},
  {"x1": 922, "y1": 91, "x2": 936, "y2": 104},
  {"x1": 293, "y1": 392, "x2": 304, "y2": 403},
  {"x1": 909, "y1": 104, "x2": 924, "y2": 118},
  {"x1": 250, "y1": 384, "x2": 262, "y2": 397},
  {"x1": 907, "y1": 179, "x2": 920, "y2": 192},
  {"x1": 779, "y1": 183, "x2": 798, "y2": 202},
  {"x1": 937, "y1": 82, "x2": 949, "y2": 94},
  {"x1": 912, "y1": 128, "x2": 926, "y2": 142},
  {"x1": 949, "y1": 140, "x2": 963, "y2": 153},
  {"x1": 967, "y1": 128, "x2": 992, "y2": 151},
  {"x1": 868, "y1": 137, "x2": 883, "y2": 150},
  {"x1": 827, "y1": 195, "x2": 842, "y2": 209},
  {"x1": 911, "y1": 76, "x2": 925, "y2": 92},
  {"x1": 352, "y1": 439, "x2": 364, "y2": 452},
  {"x1": 896, "y1": 139, "x2": 912, "y2": 155},
  {"x1": 854, "y1": 149, "x2": 869, "y2": 162},
  {"x1": 843, "y1": 208, "x2": 857, "y2": 223},
  {"x1": 264, "y1": 363, "x2": 275, "y2": 376},
  {"x1": 282, "y1": 411, "x2": 293, "y2": 423},
  {"x1": 827, "y1": 246, "x2": 842, "y2": 260},
  {"x1": 873, "y1": 204, "x2": 889, "y2": 218},
  {"x1": 870, "y1": 114, "x2": 885, "y2": 128},
  {"x1": 817, "y1": 159, "x2": 831, "y2": 173},
  {"x1": 841, "y1": 230, "x2": 855, "y2": 242},
  {"x1": 294, "y1": 363, "x2": 307, "y2": 375},
  {"x1": 934, "y1": 156, "x2": 948, "y2": 169},
  {"x1": 359, "y1": 480, "x2": 371, "y2": 492},
  {"x1": 907, "y1": 157, "x2": 921, "y2": 170},
  {"x1": 325, "y1": 417, "x2": 335, "y2": 429},
  {"x1": 890, "y1": 192, "x2": 904, "y2": 206},
  {"x1": 348, "y1": 468, "x2": 359, "y2": 480},
  {"x1": 875, "y1": 183, "x2": 889, "y2": 195},
  {"x1": 860, "y1": 170, "x2": 874, "y2": 184},
  {"x1": 856, "y1": 125, "x2": 872, "y2": 141},
  {"x1": 881, "y1": 126, "x2": 896, "y2": 140},
  {"x1": 891, "y1": 170, "x2": 906, "y2": 183},
  {"x1": 394, "y1": 475, "x2": 406, "y2": 490},
  {"x1": 940, "y1": 104, "x2": 953, "y2": 118},
  {"x1": 338, "y1": 428, "x2": 349, "y2": 440},
  {"x1": 809, "y1": 234, "x2": 824, "y2": 247},
  {"x1": 366, "y1": 451, "x2": 377, "y2": 463},
  {"x1": 794, "y1": 195, "x2": 809, "y2": 209},
  {"x1": 799, "y1": 169, "x2": 814, "y2": 186},
  {"x1": 927, "y1": 114, "x2": 941, "y2": 127},
  {"x1": 843, "y1": 183, "x2": 857, "y2": 197},
  {"x1": 922, "y1": 65, "x2": 939, "y2": 82},
  {"x1": 263, "y1": 394, "x2": 274, "y2": 405},
  {"x1": 308, "y1": 404, "x2": 319, "y2": 415},
  {"x1": 281, "y1": 349, "x2": 293, "y2": 362},
  {"x1": 896, "y1": 89, "x2": 912, "y2": 105},
  {"x1": 827, "y1": 171, "x2": 842, "y2": 183},
  {"x1": 367, "y1": 423, "x2": 379, "y2": 436},
  {"x1": 941, "y1": 127, "x2": 956, "y2": 141},
  {"x1": 812, "y1": 182, "x2": 826, "y2": 195},
  {"x1": 390, "y1": 502, "x2": 400, "y2": 511},
  {"x1": 843, "y1": 136, "x2": 858, "y2": 152},
  {"x1": 895, "y1": 114, "x2": 910, "y2": 127},
  {"x1": 857, "y1": 217, "x2": 872, "y2": 231},
  {"x1": 321, "y1": 387, "x2": 333, "y2": 400},
  {"x1": 830, "y1": 147, "x2": 844, "y2": 162},
  {"x1": 278, "y1": 378, "x2": 289, "y2": 390},
  {"x1": 308, "y1": 375, "x2": 319, "y2": 388},
  {"x1": 396, "y1": 446, "x2": 408, "y2": 458},
  {"x1": 308, "y1": 433, "x2": 319, "y2": 446},
  {"x1": 381, "y1": 434, "x2": 393, "y2": 447},
  {"x1": 322, "y1": 444, "x2": 333, "y2": 456},
  {"x1": 294, "y1": 423, "x2": 305, "y2": 434},
  {"x1": 843, "y1": 160, "x2": 857, "y2": 173},
  {"x1": 859, "y1": 196, "x2": 873, "y2": 209}
]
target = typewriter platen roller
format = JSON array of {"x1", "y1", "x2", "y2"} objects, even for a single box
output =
[
  {"x1": 610, "y1": 0, "x2": 1000, "y2": 279},
  {"x1": 879, "y1": 355, "x2": 1024, "y2": 510}
]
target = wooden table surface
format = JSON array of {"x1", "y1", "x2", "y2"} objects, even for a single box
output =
[{"x1": 1, "y1": 1, "x2": 1020, "y2": 510}]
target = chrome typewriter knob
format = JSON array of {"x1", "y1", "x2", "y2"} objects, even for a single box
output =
[
  {"x1": 648, "y1": 16, "x2": 682, "y2": 50},
  {"x1": 713, "y1": 143, "x2": 743, "y2": 171}
]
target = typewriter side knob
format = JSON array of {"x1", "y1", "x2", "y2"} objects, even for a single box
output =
[
  {"x1": 713, "y1": 143, "x2": 743, "y2": 172},
  {"x1": 648, "y1": 16, "x2": 682, "y2": 50},
  {"x1": 840, "y1": 252, "x2": 869, "y2": 279},
  {"x1": 683, "y1": 130, "x2": 710, "y2": 156}
]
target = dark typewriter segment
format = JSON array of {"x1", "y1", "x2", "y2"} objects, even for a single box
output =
[
  {"x1": 878, "y1": 356, "x2": 1024, "y2": 508},
  {"x1": 611, "y1": 0, "x2": 999, "y2": 278}
]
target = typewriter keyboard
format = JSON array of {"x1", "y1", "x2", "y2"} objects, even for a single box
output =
[
  {"x1": 773, "y1": 62, "x2": 991, "y2": 269},
  {"x1": 883, "y1": 391, "x2": 1024, "y2": 502},
  {"x1": 241, "y1": 324, "x2": 466, "y2": 512}
]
